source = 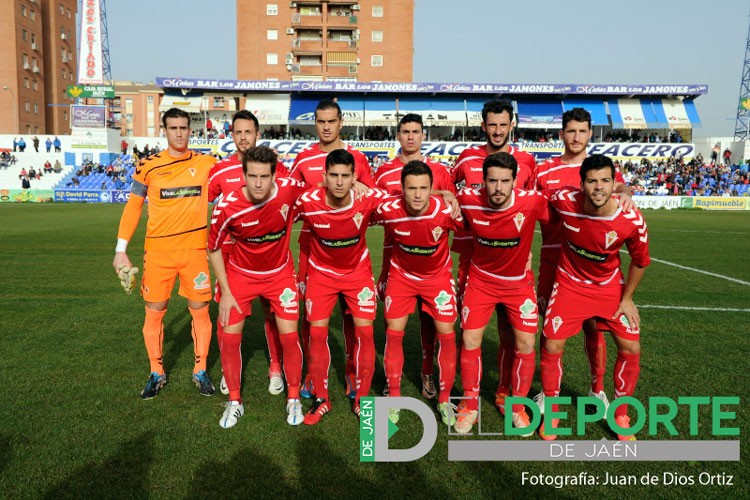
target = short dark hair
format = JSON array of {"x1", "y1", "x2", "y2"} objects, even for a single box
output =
[
  {"x1": 325, "y1": 148, "x2": 354, "y2": 172},
  {"x1": 242, "y1": 146, "x2": 278, "y2": 174},
  {"x1": 315, "y1": 98, "x2": 342, "y2": 119},
  {"x1": 232, "y1": 110, "x2": 259, "y2": 131},
  {"x1": 562, "y1": 107, "x2": 592, "y2": 130},
  {"x1": 401, "y1": 159, "x2": 433, "y2": 186},
  {"x1": 398, "y1": 113, "x2": 423, "y2": 132},
  {"x1": 580, "y1": 154, "x2": 614, "y2": 182},
  {"x1": 161, "y1": 107, "x2": 190, "y2": 128},
  {"x1": 483, "y1": 152, "x2": 518, "y2": 180},
  {"x1": 482, "y1": 100, "x2": 514, "y2": 123}
]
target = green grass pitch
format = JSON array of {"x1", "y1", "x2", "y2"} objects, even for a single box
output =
[{"x1": 0, "y1": 204, "x2": 747, "y2": 499}]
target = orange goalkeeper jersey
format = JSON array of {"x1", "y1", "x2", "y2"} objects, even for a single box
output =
[{"x1": 131, "y1": 150, "x2": 216, "y2": 251}]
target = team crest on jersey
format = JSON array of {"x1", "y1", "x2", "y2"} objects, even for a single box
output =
[
  {"x1": 513, "y1": 213, "x2": 525, "y2": 232},
  {"x1": 298, "y1": 281, "x2": 306, "y2": 297},
  {"x1": 519, "y1": 298, "x2": 537, "y2": 319},
  {"x1": 357, "y1": 287, "x2": 375, "y2": 307},
  {"x1": 279, "y1": 288, "x2": 297, "y2": 308},
  {"x1": 352, "y1": 212, "x2": 364, "y2": 230},
  {"x1": 432, "y1": 226, "x2": 444, "y2": 243},
  {"x1": 434, "y1": 290, "x2": 453, "y2": 311},
  {"x1": 462, "y1": 306, "x2": 470, "y2": 324},
  {"x1": 280, "y1": 203, "x2": 290, "y2": 221},
  {"x1": 605, "y1": 230, "x2": 618, "y2": 249},
  {"x1": 552, "y1": 316, "x2": 563, "y2": 333},
  {"x1": 305, "y1": 298, "x2": 313, "y2": 316},
  {"x1": 189, "y1": 168, "x2": 196, "y2": 177},
  {"x1": 385, "y1": 296, "x2": 392, "y2": 312}
]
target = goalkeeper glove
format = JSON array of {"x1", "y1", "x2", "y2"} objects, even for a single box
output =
[{"x1": 117, "y1": 266, "x2": 139, "y2": 294}]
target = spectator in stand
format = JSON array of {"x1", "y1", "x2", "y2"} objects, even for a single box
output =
[
  {"x1": 43, "y1": 160, "x2": 52, "y2": 173},
  {"x1": 723, "y1": 148, "x2": 732, "y2": 166},
  {"x1": 13, "y1": 137, "x2": 18, "y2": 152},
  {"x1": 53, "y1": 137, "x2": 62, "y2": 153},
  {"x1": 18, "y1": 137, "x2": 26, "y2": 152},
  {"x1": 19, "y1": 167, "x2": 27, "y2": 179},
  {"x1": 121, "y1": 140, "x2": 128, "y2": 155},
  {"x1": 33, "y1": 136, "x2": 39, "y2": 152},
  {"x1": 28, "y1": 167, "x2": 36, "y2": 179},
  {"x1": 45, "y1": 137, "x2": 52, "y2": 153},
  {"x1": 21, "y1": 176, "x2": 30, "y2": 189},
  {"x1": 53, "y1": 159, "x2": 62, "y2": 173}
]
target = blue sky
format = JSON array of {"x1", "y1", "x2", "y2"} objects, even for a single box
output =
[{"x1": 105, "y1": 0, "x2": 749, "y2": 137}]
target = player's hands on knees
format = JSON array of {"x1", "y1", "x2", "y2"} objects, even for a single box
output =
[
  {"x1": 613, "y1": 297, "x2": 640, "y2": 331},
  {"x1": 218, "y1": 292, "x2": 242, "y2": 327}
]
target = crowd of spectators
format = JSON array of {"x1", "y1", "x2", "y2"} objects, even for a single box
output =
[{"x1": 621, "y1": 156, "x2": 750, "y2": 196}]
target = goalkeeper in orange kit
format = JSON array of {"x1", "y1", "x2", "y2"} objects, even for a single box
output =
[{"x1": 113, "y1": 107, "x2": 218, "y2": 399}]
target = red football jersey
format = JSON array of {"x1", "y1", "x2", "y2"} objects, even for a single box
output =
[
  {"x1": 451, "y1": 145, "x2": 536, "y2": 190},
  {"x1": 536, "y1": 156, "x2": 626, "y2": 253},
  {"x1": 457, "y1": 187, "x2": 549, "y2": 288},
  {"x1": 294, "y1": 187, "x2": 388, "y2": 276},
  {"x1": 208, "y1": 153, "x2": 290, "y2": 202},
  {"x1": 373, "y1": 196, "x2": 462, "y2": 280},
  {"x1": 290, "y1": 143, "x2": 375, "y2": 188},
  {"x1": 375, "y1": 156, "x2": 456, "y2": 195},
  {"x1": 208, "y1": 178, "x2": 305, "y2": 276},
  {"x1": 549, "y1": 188, "x2": 650, "y2": 288}
]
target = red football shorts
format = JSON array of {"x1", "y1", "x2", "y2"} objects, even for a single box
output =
[
  {"x1": 542, "y1": 279, "x2": 640, "y2": 341},
  {"x1": 218, "y1": 262, "x2": 299, "y2": 325},
  {"x1": 305, "y1": 267, "x2": 376, "y2": 322},
  {"x1": 384, "y1": 267, "x2": 457, "y2": 323},
  {"x1": 460, "y1": 271, "x2": 539, "y2": 334}
]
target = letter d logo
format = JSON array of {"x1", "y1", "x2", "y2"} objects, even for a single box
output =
[{"x1": 359, "y1": 396, "x2": 437, "y2": 462}]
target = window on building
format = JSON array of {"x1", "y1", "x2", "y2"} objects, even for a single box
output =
[
  {"x1": 66, "y1": 8, "x2": 71, "y2": 18},
  {"x1": 22, "y1": 53, "x2": 29, "y2": 66},
  {"x1": 30, "y1": 10, "x2": 36, "y2": 20},
  {"x1": 34, "y1": 103, "x2": 38, "y2": 114},
  {"x1": 371, "y1": 55, "x2": 383, "y2": 66},
  {"x1": 147, "y1": 96, "x2": 154, "y2": 104},
  {"x1": 63, "y1": 110, "x2": 67, "y2": 121},
  {"x1": 372, "y1": 5, "x2": 384, "y2": 17},
  {"x1": 266, "y1": 4, "x2": 278, "y2": 15},
  {"x1": 267, "y1": 29, "x2": 278, "y2": 40},
  {"x1": 25, "y1": 102, "x2": 30, "y2": 112},
  {"x1": 62, "y1": 68, "x2": 66, "y2": 79},
  {"x1": 267, "y1": 53, "x2": 278, "y2": 65},
  {"x1": 213, "y1": 96, "x2": 225, "y2": 107},
  {"x1": 32, "y1": 80, "x2": 38, "y2": 90},
  {"x1": 60, "y1": 4, "x2": 64, "y2": 15},
  {"x1": 372, "y1": 30, "x2": 383, "y2": 42},
  {"x1": 21, "y1": 5, "x2": 27, "y2": 16},
  {"x1": 31, "y1": 33, "x2": 36, "y2": 45},
  {"x1": 22, "y1": 29, "x2": 27, "y2": 41}
]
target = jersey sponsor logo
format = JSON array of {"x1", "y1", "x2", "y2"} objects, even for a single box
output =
[
  {"x1": 472, "y1": 218, "x2": 490, "y2": 226},
  {"x1": 434, "y1": 290, "x2": 453, "y2": 311},
  {"x1": 395, "y1": 229, "x2": 411, "y2": 236},
  {"x1": 522, "y1": 321, "x2": 537, "y2": 327},
  {"x1": 477, "y1": 236, "x2": 520, "y2": 248},
  {"x1": 280, "y1": 203, "x2": 290, "y2": 221},
  {"x1": 314, "y1": 223, "x2": 331, "y2": 228},
  {"x1": 605, "y1": 230, "x2": 619, "y2": 249},
  {"x1": 563, "y1": 221, "x2": 581, "y2": 233},
  {"x1": 241, "y1": 220, "x2": 259, "y2": 227},
  {"x1": 193, "y1": 272, "x2": 210, "y2": 290},
  {"x1": 513, "y1": 213, "x2": 525, "y2": 232},
  {"x1": 519, "y1": 298, "x2": 537, "y2": 319},
  {"x1": 357, "y1": 287, "x2": 375, "y2": 307},
  {"x1": 245, "y1": 228, "x2": 286, "y2": 244},
  {"x1": 352, "y1": 212, "x2": 364, "y2": 230},
  {"x1": 279, "y1": 287, "x2": 297, "y2": 308},
  {"x1": 160, "y1": 186, "x2": 202, "y2": 199},
  {"x1": 398, "y1": 243, "x2": 438, "y2": 255},
  {"x1": 226, "y1": 177, "x2": 241, "y2": 183},
  {"x1": 551, "y1": 316, "x2": 563, "y2": 333},
  {"x1": 567, "y1": 241, "x2": 607, "y2": 262},
  {"x1": 432, "y1": 226, "x2": 444, "y2": 243},
  {"x1": 320, "y1": 235, "x2": 360, "y2": 248}
]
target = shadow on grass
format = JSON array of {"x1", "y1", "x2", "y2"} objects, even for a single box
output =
[{"x1": 43, "y1": 433, "x2": 153, "y2": 499}]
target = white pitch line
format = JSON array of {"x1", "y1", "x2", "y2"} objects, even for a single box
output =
[
  {"x1": 660, "y1": 229, "x2": 747, "y2": 235},
  {"x1": 640, "y1": 305, "x2": 750, "y2": 313},
  {"x1": 649, "y1": 257, "x2": 750, "y2": 286}
]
